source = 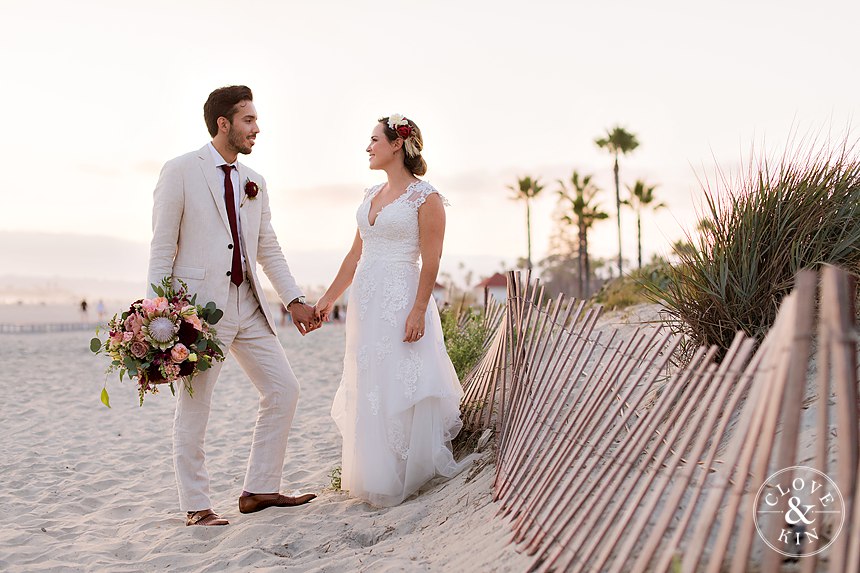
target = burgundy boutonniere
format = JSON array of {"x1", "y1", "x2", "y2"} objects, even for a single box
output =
[{"x1": 241, "y1": 178, "x2": 260, "y2": 207}]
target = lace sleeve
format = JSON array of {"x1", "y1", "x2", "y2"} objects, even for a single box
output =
[
  {"x1": 405, "y1": 180, "x2": 450, "y2": 210},
  {"x1": 363, "y1": 183, "x2": 384, "y2": 202}
]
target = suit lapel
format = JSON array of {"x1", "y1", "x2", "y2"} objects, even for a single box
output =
[
  {"x1": 235, "y1": 162, "x2": 260, "y2": 254},
  {"x1": 197, "y1": 144, "x2": 231, "y2": 234}
]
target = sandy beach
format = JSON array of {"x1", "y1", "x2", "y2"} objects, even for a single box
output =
[{"x1": 0, "y1": 320, "x2": 530, "y2": 572}]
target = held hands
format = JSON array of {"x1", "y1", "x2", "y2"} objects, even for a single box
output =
[
  {"x1": 313, "y1": 296, "x2": 334, "y2": 323},
  {"x1": 289, "y1": 302, "x2": 322, "y2": 336},
  {"x1": 403, "y1": 306, "x2": 426, "y2": 343}
]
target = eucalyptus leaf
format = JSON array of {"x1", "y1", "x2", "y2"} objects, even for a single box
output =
[
  {"x1": 90, "y1": 337, "x2": 102, "y2": 353},
  {"x1": 198, "y1": 360, "x2": 210, "y2": 371},
  {"x1": 101, "y1": 388, "x2": 111, "y2": 408},
  {"x1": 209, "y1": 309, "x2": 223, "y2": 325}
]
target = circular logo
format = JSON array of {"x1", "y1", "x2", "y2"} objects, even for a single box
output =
[{"x1": 754, "y1": 465, "x2": 845, "y2": 557}]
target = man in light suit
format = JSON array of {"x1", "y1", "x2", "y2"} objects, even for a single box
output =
[{"x1": 147, "y1": 85, "x2": 318, "y2": 526}]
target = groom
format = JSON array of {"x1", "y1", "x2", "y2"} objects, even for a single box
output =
[{"x1": 147, "y1": 85, "x2": 318, "y2": 526}]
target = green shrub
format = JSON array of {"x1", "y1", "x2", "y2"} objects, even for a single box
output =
[
  {"x1": 644, "y1": 139, "x2": 860, "y2": 359},
  {"x1": 329, "y1": 466, "x2": 341, "y2": 491},
  {"x1": 441, "y1": 306, "x2": 489, "y2": 381},
  {"x1": 593, "y1": 262, "x2": 673, "y2": 310}
]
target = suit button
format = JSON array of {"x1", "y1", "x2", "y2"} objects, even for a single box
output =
[
  {"x1": 228, "y1": 244, "x2": 233, "y2": 249},
  {"x1": 226, "y1": 271, "x2": 232, "y2": 277}
]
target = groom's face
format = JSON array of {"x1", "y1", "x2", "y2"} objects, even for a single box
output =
[{"x1": 225, "y1": 100, "x2": 259, "y2": 155}]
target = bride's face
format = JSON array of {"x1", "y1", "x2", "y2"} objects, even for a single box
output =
[{"x1": 366, "y1": 122, "x2": 400, "y2": 170}]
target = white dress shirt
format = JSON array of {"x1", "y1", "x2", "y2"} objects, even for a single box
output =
[{"x1": 208, "y1": 142, "x2": 247, "y2": 273}]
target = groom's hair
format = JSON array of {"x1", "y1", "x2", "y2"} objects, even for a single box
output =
[{"x1": 204, "y1": 86, "x2": 254, "y2": 137}]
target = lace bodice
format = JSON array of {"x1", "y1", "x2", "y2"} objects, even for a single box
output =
[{"x1": 357, "y1": 180, "x2": 447, "y2": 264}]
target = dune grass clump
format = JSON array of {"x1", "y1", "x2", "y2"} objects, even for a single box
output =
[{"x1": 646, "y1": 138, "x2": 860, "y2": 360}]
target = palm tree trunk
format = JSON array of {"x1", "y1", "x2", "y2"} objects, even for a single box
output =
[
  {"x1": 579, "y1": 220, "x2": 587, "y2": 298},
  {"x1": 614, "y1": 154, "x2": 622, "y2": 276},
  {"x1": 637, "y1": 211, "x2": 642, "y2": 268},
  {"x1": 582, "y1": 223, "x2": 590, "y2": 297},
  {"x1": 526, "y1": 200, "x2": 532, "y2": 270}
]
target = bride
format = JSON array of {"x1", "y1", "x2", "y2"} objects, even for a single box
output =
[{"x1": 315, "y1": 114, "x2": 474, "y2": 507}]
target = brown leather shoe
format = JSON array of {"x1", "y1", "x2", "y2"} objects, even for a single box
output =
[
  {"x1": 185, "y1": 509, "x2": 229, "y2": 526},
  {"x1": 238, "y1": 492, "x2": 317, "y2": 514}
]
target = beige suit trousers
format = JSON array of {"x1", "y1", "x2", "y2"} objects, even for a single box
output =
[{"x1": 173, "y1": 278, "x2": 300, "y2": 511}]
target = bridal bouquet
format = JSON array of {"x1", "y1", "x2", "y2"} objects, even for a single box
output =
[{"x1": 90, "y1": 277, "x2": 226, "y2": 407}]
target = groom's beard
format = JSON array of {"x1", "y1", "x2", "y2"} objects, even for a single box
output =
[{"x1": 227, "y1": 125, "x2": 254, "y2": 155}]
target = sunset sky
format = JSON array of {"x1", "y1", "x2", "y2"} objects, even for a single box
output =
[{"x1": 3, "y1": 0, "x2": 859, "y2": 292}]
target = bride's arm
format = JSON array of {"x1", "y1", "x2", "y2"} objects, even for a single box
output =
[
  {"x1": 404, "y1": 193, "x2": 445, "y2": 343},
  {"x1": 316, "y1": 229, "x2": 363, "y2": 318}
]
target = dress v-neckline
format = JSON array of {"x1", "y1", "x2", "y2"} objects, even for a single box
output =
[{"x1": 367, "y1": 181, "x2": 419, "y2": 227}]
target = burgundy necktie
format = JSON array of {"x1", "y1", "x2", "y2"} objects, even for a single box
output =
[{"x1": 220, "y1": 165, "x2": 243, "y2": 286}]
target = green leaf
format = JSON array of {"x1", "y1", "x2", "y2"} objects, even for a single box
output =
[
  {"x1": 197, "y1": 339, "x2": 208, "y2": 352},
  {"x1": 209, "y1": 309, "x2": 223, "y2": 325},
  {"x1": 101, "y1": 387, "x2": 111, "y2": 408},
  {"x1": 90, "y1": 337, "x2": 102, "y2": 352},
  {"x1": 205, "y1": 301, "x2": 216, "y2": 311},
  {"x1": 197, "y1": 360, "x2": 210, "y2": 371},
  {"x1": 191, "y1": 293, "x2": 198, "y2": 305},
  {"x1": 120, "y1": 369, "x2": 125, "y2": 382},
  {"x1": 208, "y1": 339, "x2": 223, "y2": 356}
]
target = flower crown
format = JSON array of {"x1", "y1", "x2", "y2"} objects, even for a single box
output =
[{"x1": 387, "y1": 113, "x2": 420, "y2": 158}]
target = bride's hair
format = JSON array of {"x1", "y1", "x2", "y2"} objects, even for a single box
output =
[{"x1": 378, "y1": 116, "x2": 427, "y2": 176}]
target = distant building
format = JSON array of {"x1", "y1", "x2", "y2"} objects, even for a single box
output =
[
  {"x1": 432, "y1": 282, "x2": 447, "y2": 307},
  {"x1": 475, "y1": 273, "x2": 508, "y2": 305}
]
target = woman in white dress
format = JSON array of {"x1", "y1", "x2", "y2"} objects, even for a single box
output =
[{"x1": 315, "y1": 114, "x2": 474, "y2": 507}]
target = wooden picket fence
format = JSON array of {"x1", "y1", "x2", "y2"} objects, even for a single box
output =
[{"x1": 460, "y1": 267, "x2": 859, "y2": 572}]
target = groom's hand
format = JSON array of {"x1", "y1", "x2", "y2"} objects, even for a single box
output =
[{"x1": 289, "y1": 303, "x2": 322, "y2": 336}]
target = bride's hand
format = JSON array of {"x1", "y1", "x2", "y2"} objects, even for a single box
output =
[
  {"x1": 314, "y1": 297, "x2": 334, "y2": 322},
  {"x1": 403, "y1": 307, "x2": 426, "y2": 343}
]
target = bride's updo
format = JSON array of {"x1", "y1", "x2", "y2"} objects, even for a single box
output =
[{"x1": 379, "y1": 115, "x2": 427, "y2": 176}]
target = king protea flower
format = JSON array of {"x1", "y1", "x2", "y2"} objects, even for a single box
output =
[{"x1": 142, "y1": 316, "x2": 179, "y2": 350}]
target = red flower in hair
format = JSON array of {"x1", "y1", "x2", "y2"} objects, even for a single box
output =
[{"x1": 396, "y1": 125, "x2": 412, "y2": 138}]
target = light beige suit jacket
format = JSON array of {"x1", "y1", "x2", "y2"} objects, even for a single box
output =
[{"x1": 146, "y1": 144, "x2": 302, "y2": 334}]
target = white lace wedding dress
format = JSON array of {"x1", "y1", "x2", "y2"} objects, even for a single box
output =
[{"x1": 331, "y1": 180, "x2": 474, "y2": 507}]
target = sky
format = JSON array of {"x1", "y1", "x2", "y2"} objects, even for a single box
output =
[{"x1": 2, "y1": 0, "x2": 859, "y2": 296}]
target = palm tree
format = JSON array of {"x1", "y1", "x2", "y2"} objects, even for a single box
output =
[
  {"x1": 595, "y1": 125, "x2": 639, "y2": 275},
  {"x1": 508, "y1": 176, "x2": 545, "y2": 270},
  {"x1": 557, "y1": 171, "x2": 608, "y2": 297},
  {"x1": 625, "y1": 179, "x2": 665, "y2": 268}
]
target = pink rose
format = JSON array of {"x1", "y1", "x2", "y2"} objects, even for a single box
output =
[
  {"x1": 124, "y1": 314, "x2": 142, "y2": 336},
  {"x1": 185, "y1": 315, "x2": 203, "y2": 331},
  {"x1": 130, "y1": 340, "x2": 149, "y2": 359},
  {"x1": 141, "y1": 299, "x2": 156, "y2": 314},
  {"x1": 170, "y1": 343, "x2": 190, "y2": 363},
  {"x1": 122, "y1": 331, "x2": 134, "y2": 343},
  {"x1": 153, "y1": 297, "x2": 169, "y2": 313},
  {"x1": 109, "y1": 331, "x2": 123, "y2": 347}
]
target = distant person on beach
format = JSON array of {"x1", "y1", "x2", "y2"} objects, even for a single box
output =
[
  {"x1": 315, "y1": 114, "x2": 476, "y2": 507},
  {"x1": 146, "y1": 85, "x2": 320, "y2": 527},
  {"x1": 96, "y1": 299, "x2": 106, "y2": 322},
  {"x1": 79, "y1": 299, "x2": 88, "y2": 321}
]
